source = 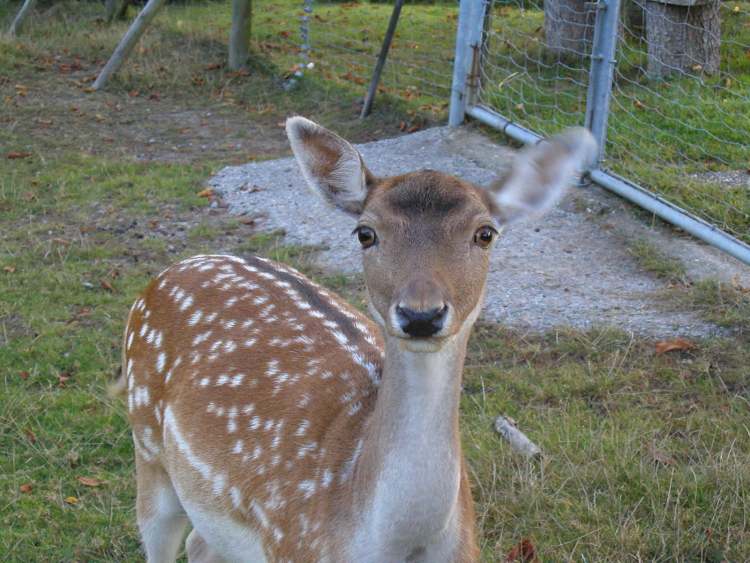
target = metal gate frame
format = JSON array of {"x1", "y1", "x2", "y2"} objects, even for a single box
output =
[{"x1": 449, "y1": 0, "x2": 750, "y2": 267}]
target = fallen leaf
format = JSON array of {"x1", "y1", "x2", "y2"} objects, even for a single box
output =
[
  {"x1": 67, "y1": 307, "x2": 92, "y2": 324},
  {"x1": 128, "y1": 90, "x2": 140, "y2": 98},
  {"x1": 7, "y1": 151, "x2": 32, "y2": 159},
  {"x1": 24, "y1": 429, "x2": 36, "y2": 444},
  {"x1": 506, "y1": 538, "x2": 538, "y2": 562},
  {"x1": 633, "y1": 99, "x2": 646, "y2": 110},
  {"x1": 64, "y1": 495, "x2": 79, "y2": 505},
  {"x1": 3, "y1": 265, "x2": 16, "y2": 273},
  {"x1": 19, "y1": 370, "x2": 29, "y2": 380},
  {"x1": 100, "y1": 279, "x2": 114, "y2": 292},
  {"x1": 197, "y1": 188, "x2": 214, "y2": 198},
  {"x1": 149, "y1": 92, "x2": 161, "y2": 101},
  {"x1": 51, "y1": 237, "x2": 70, "y2": 246},
  {"x1": 648, "y1": 443, "x2": 676, "y2": 466},
  {"x1": 655, "y1": 338, "x2": 695, "y2": 354},
  {"x1": 204, "y1": 62, "x2": 223, "y2": 70},
  {"x1": 77, "y1": 476, "x2": 103, "y2": 488},
  {"x1": 239, "y1": 185, "x2": 262, "y2": 194},
  {"x1": 20, "y1": 484, "x2": 33, "y2": 494},
  {"x1": 58, "y1": 371, "x2": 72, "y2": 387}
]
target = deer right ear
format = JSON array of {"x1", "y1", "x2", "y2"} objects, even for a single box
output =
[
  {"x1": 489, "y1": 127, "x2": 597, "y2": 225},
  {"x1": 286, "y1": 116, "x2": 374, "y2": 215}
]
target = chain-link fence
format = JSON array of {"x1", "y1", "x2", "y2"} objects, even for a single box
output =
[
  {"x1": 455, "y1": 0, "x2": 749, "y2": 262},
  {"x1": 256, "y1": 0, "x2": 747, "y2": 261},
  {"x1": 254, "y1": 0, "x2": 458, "y2": 117},
  {"x1": 606, "y1": 1, "x2": 749, "y2": 244}
]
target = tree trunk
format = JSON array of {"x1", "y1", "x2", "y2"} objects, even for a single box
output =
[
  {"x1": 622, "y1": 0, "x2": 645, "y2": 38},
  {"x1": 645, "y1": 0, "x2": 720, "y2": 78},
  {"x1": 544, "y1": 0, "x2": 596, "y2": 59},
  {"x1": 105, "y1": 0, "x2": 129, "y2": 23},
  {"x1": 228, "y1": 0, "x2": 252, "y2": 70}
]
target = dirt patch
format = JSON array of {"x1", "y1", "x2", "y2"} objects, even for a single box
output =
[
  {"x1": 2, "y1": 55, "x2": 290, "y2": 162},
  {"x1": 1, "y1": 50, "x2": 409, "y2": 164}
]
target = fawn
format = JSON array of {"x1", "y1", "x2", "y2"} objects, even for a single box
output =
[{"x1": 119, "y1": 117, "x2": 595, "y2": 562}]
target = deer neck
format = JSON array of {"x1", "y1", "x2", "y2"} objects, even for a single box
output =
[{"x1": 350, "y1": 331, "x2": 468, "y2": 554}]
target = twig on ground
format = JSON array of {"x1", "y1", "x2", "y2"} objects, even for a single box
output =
[{"x1": 494, "y1": 415, "x2": 542, "y2": 459}]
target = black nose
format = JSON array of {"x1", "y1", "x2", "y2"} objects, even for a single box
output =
[{"x1": 396, "y1": 305, "x2": 448, "y2": 338}]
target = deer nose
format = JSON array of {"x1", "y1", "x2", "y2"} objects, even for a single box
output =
[{"x1": 395, "y1": 304, "x2": 448, "y2": 338}]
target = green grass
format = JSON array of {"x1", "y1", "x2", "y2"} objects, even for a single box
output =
[
  {"x1": 627, "y1": 239, "x2": 750, "y2": 338},
  {"x1": 1, "y1": 2, "x2": 750, "y2": 561},
  {"x1": 628, "y1": 239, "x2": 689, "y2": 286}
]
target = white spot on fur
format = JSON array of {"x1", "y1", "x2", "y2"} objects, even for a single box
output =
[
  {"x1": 321, "y1": 469, "x2": 333, "y2": 489},
  {"x1": 298, "y1": 480, "x2": 316, "y2": 500},
  {"x1": 188, "y1": 310, "x2": 203, "y2": 326},
  {"x1": 230, "y1": 486, "x2": 242, "y2": 509},
  {"x1": 251, "y1": 500, "x2": 269, "y2": 529},
  {"x1": 212, "y1": 473, "x2": 226, "y2": 496},
  {"x1": 295, "y1": 420, "x2": 309, "y2": 437},
  {"x1": 179, "y1": 294, "x2": 194, "y2": 312},
  {"x1": 192, "y1": 330, "x2": 212, "y2": 346},
  {"x1": 156, "y1": 352, "x2": 166, "y2": 373}
]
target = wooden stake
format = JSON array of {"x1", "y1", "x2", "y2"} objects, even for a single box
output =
[
  {"x1": 9, "y1": 0, "x2": 38, "y2": 36},
  {"x1": 360, "y1": 0, "x2": 405, "y2": 119},
  {"x1": 93, "y1": 0, "x2": 167, "y2": 91}
]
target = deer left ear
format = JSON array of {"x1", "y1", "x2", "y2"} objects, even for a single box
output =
[
  {"x1": 286, "y1": 116, "x2": 374, "y2": 215},
  {"x1": 489, "y1": 127, "x2": 597, "y2": 225}
]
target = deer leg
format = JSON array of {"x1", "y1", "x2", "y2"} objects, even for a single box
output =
[
  {"x1": 186, "y1": 528, "x2": 228, "y2": 563},
  {"x1": 136, "y1": 455, "x2": 189, "y2": 563}
]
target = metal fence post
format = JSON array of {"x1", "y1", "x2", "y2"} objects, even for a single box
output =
[
  {"x1": 449, "y1": 0, "x2": 486, "y2": 127},
  {"x1": 584, "y1": 0, "x2": 621, "y2": 163}
]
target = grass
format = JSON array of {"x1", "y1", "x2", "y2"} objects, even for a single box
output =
[
  {"x1": 1, "y1": 2, "x2": 749, "y2": 561},
  {"x1": 628, "y1": 239, "x2": 750, "y2": 338},
  {"x1": 628, "y1": 239, "x2": 689, "y2": 286}
]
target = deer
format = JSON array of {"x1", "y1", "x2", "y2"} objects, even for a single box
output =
[{"x1": 118, "y1": 116, "x2": 595, "y2": 562}]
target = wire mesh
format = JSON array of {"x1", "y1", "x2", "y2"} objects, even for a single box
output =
[
  {"x1": 475, "y1": 0, "x2": 593, "y2": 136},
  {"x1": 605, "y1": 0, "x2": 750, "y2": 243},
  {"x1": 254, "y1": 0, "x2": 458, "y2": 117},
  {"x1": 474, "y1": 0, "x2": 749, "y2": 244}
]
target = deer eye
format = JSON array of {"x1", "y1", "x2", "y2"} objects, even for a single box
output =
[
  {"x1": 473, "y1": 226, "x2": 497, "y2": 249},
  {"x1": 354, "y1": 226, "x2": 377, "y2": 249}
]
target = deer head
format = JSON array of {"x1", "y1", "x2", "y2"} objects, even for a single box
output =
[{"x1": 287, "y1": 117, "x2": 596, "y2": 351}]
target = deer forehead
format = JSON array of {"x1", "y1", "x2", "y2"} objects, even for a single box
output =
[{"x1": 365, "y1": 170, "x2": 493, "y2": 227}]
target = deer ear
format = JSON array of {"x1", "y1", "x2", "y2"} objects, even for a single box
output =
[
  {"x1": 286, "y1": 116, "x2": 374, "y2": 215},
  {"x1": 489, "y1": 127, "x2": 597, "y2": 225}
]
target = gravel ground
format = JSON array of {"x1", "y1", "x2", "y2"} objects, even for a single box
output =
[{"x1": 210, "y1": 125, "x2": 749, "y2": 337}]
